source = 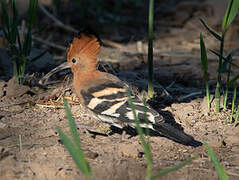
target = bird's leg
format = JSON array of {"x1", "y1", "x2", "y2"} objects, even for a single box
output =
[
  {"x1": 120, "y1": 130, "x2": 127, "y2": 141},
  {"x1": 74, "y1": 121, "x2": 97, "y2": 136},
  {"x1": 75, "y1": 116, "x2": 112, "y2": 138},
  {"x1": 105, "y1": 128, "x2": 135, "y2": 143}
]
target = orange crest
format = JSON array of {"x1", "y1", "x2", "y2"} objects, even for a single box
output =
[{"x1": 67, "y1": 33, "x2": 100, "y2": 63}]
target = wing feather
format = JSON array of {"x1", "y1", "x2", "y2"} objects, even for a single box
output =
[{"x1": 80, "y1": 82, "x2": 163, "y2": 126}]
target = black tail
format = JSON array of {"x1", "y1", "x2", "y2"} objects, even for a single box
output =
[{"x1": 152, "y1": 123, "x2": 202, "y2": 147}]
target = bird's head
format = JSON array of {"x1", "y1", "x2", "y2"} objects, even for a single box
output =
[
  {"x1": 40, "y1": 33, "x2": 100, "y2": 84},
  {"x1": 67, "y1": 33, "x2": 100, "y2": 73}
]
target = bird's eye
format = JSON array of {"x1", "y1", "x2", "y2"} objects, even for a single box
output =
[{"x1": 72, "y1": 58, "x2": 77, "y2": 64}]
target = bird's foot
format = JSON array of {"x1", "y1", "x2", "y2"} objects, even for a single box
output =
[{"x1": 107, "y1": 131, "x2": 134, "y2": 143}]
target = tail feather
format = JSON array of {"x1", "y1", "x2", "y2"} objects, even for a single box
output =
[{"x1": 152, "y1": 123, "x2": 202, "y2": 147}]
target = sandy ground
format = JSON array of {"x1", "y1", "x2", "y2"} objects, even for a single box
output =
[
  {"x1": 1, "y1": 60, "x2": 239, "y2": 180},
  {"x1": 1, "y1": 0, "x2": 239, "y2": 179}
]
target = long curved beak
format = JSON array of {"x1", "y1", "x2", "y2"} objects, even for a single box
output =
[{"x1": 40, "y1": 62, "x2": 71, "y2": 85}]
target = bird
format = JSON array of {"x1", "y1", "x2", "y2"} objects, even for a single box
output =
[{"x1": 49, "y1": 32, "x2": 201, "y2": 146}]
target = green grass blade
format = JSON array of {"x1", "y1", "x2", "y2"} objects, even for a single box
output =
[
  {"x1": 234, "y1": 105, "x2": 239, "y2": 126},
  {"x1": 11, "y1": 0, "x2": 18, "y2": 44},
  {"x1": 126, "y1": 89, "x2": 152, "y2": 179},
  {"x1": 224, "y1": 54, "x2": 232, "y2": 109},
  {"x1": 143, "y1": 99, "x2": 150, "y2": 138},
  {"x1": 215, "y1": 82, "x2": 221, "y2": 113},
  {"x1": 1, "y1": 0, "x2": 10, "y2": 38},
  {"x1": 151, "y1": 156, "x2": 197, "y2": 179},
  {"x1": 142, "y1": 98, "x2": 151, "y2": 180},
  {"x1": 223, "y1": 88, "x2": 229, "y2": 110},
  {"x1": 230, "y1": 86, "x2": 237, "y2": 123},
  {"x1": 210, "y1": 49, "x2": 239, "y2": 69},
  {"x1": 200, "y1": 33, "x2": 208, "y2": 71},
  {"x1": 204, "y1": 142, "x2": 228, "y2": 180},
  {"x1": 200, "y1": 33, "x2": 210, "y2": 109},
  {"x1": 63, "y1": 97, "x2": 84, "y2": 152},
  {"x1": 221, "y1": 59, "x2": 229, "y2": 74},
  {"x1": 27, "y1": 0, "x2": 38, "y2": 27},
  {"x1": 23, "y1": 0, "x2": 38, "y2": 56},
  {"x1": 227, "y1": 74, "x2": 239, "y2": 87},
  {"x1": 23, "y1": 32, "x2": 32, "y2": 56},
  {"x1": 226, "y1": 54, "x2": 232, "y2": 77},
  {"x1": 13, "y1": 60, "x2": 18, "y2": 83},
  {"x1": 58, "y1": 128, "x2": 92, "y2": 179},
  {"x1": 222, "y1": 0, "x2": 239, "y2": 32},
  {"x1": 148, "y1": 0, "x2": 154, "y2": 98},
  {"x1": 1, "y1": 0, "x2": 38, "y2": 85},
  {"x1": 61, "y1": 97, "x2": 92, "y2": 178},
  {"x1": 200, "y1": 18, "x2": 222, "y2": 41},
  {"x1": 215, "y1": 32, "x2": 225, "y2": 113},
  {"x1": 2, "y1": 28, "x2": 9, "y2": 42}
]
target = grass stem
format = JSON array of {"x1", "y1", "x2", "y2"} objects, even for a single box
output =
[
  {"x1": 200, "y1": 33, "x2": 210, "y2": 110},
  {"x1": 148, "y1": 0, "x2": 154, "y2": 98},
  {"x1": 223, "y1": 54, "x2": 232, "y2": 109},
  {"x1": 230, "y1": 86, "x2": 237, "y2": 123},
  {"x1": 215, "y1": 33, "x2": 225, "y2": 113}
]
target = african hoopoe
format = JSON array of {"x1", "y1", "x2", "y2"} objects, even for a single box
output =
[{"x1": 49, "y1": 33, "x2": 201, "y2": 146}]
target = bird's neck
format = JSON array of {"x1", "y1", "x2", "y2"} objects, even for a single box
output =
[{"x1": 73, "y1": 68, "x2": 101, "y2": 90}]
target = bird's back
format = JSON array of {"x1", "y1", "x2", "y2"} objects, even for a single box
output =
[{"x1": 78, "y1": 72, "x2": 161, "y2": 123}]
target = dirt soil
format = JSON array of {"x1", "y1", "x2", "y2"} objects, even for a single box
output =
[{"x1": 1, "y1": 0, "x2": 239, "y2": 179}]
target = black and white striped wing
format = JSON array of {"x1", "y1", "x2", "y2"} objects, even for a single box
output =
[
  {"x1": 80, "y1": 82, "x2": 164, "y2": 128},
  {"x1": 80, "y1": 82, "x2": 200, "y2": 146}
]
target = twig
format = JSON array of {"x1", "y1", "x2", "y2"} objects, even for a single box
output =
[
  {"x1": 154, "y1": 83, "x2": 173, "y2": 99},
  {"x1": 32, "y1": 36, "x2": 67, "y2": 51},
  {"x1": 74, "y1": 122, "x2": 97, "y2": 130},
  {"x1": 137, "y1": 41, "x2": 143, "y2": 53},
  {"x1": 102, "y1": 39, "x2": 123, "y2": 49},
  {"x1": 166, "y1": 81, "x2": 176, "y2": 89},
  {"x1": 19, "y1": 135, "x2": 22, "y2": 152},
  {"x1": 0, "y1": 110, "x2": 24, "y2": 117},
  {"x1": 36, "y1": 104, "x2": 64, "y2": 108},
  {"x1": 177, "y1": 91, "x2": 202, "y2": 102},
  {"x1": 0, "y1": 101, "x2": 29, "y2": 108},
  {"x1": 192, "y1": 167, "x2": 213, "y2": 172},
  {"x1": 226, "y1": 171, "x2": 239, "y2": 177},
  {"x1": 39, "y1": 3, "x2": 123, "y2": 49},
  {"x1": 39, "y1": 3, "x2": 78, "y2": 33}
]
